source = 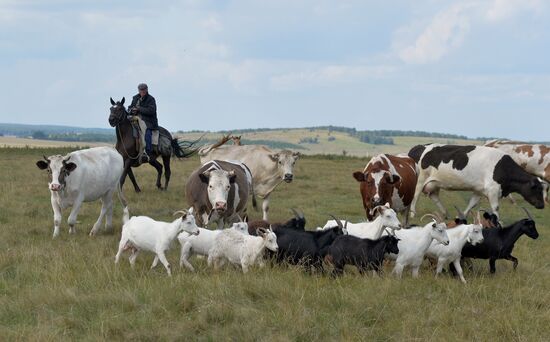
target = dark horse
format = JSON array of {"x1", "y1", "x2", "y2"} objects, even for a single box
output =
[{"x1": 108, "y1": 97, "x2": 198, "y2": 192}]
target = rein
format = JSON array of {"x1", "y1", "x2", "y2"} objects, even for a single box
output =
[{"x1": 114, "y1": 113, "x2": 141, "y2": 160}]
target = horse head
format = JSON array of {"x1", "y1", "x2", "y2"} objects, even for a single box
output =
[{"x1": 109, "y1": 97, "x2": 128, "y2": 127}]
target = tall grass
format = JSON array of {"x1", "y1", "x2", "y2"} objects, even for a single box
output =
[{"x1": 0, "y1": 148, "x2": 548, "y2": 340}]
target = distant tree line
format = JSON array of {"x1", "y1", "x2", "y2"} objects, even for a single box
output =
[{"x1": 31, "y1": 131, "x2": 115, "y2": 143}]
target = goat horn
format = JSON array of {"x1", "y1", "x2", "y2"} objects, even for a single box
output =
[
  {"x1": 522, "y1": 207, "x2": 534, "y2": 221},
  {"x1": 173, "y1": 210, "x2": 188, "y2": 217},
  {"x1": 453, "y1": 205, "x2": 466, "y2": 220},
  {"x1": 328, "y1": 214, "x2": 344, "y2": 230},
  {"x1": 421, "y1": 214, "x2": 440, "y2": 223}
]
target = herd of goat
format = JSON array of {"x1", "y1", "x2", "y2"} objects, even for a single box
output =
[{"x1": 36, "y1": 138, "x2": 545, "y2": 283}]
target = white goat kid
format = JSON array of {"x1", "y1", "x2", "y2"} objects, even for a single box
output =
[
  {"x1": 426, "y1": 214, "x2": 484, "y2": 283},
  {"x1": 178, "y1": 222, "x2": 250, "y2": 272},
  {"x1": 208, "y1": 227, "x2": 278, "y2": 273},
  {"x1": 321, "y1": 203, "x2": 402, "y2": 239},
  {"x1": 390, "y1": 216, "x2": 450, "y2": 279},
  {"x1": 115, "y1": 210, "x2": 200, "y2": 276}
]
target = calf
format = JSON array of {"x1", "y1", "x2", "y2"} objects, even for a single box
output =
[
  {"x1": 408, "y1": 144, "x2": 545, "y2": 220},
  {"x1": 326, "y1": 234, "x2": 400, "y2": 277},
  {"x1": 115, "y1": 210, "x2": 200, "y2": 276},
  {"x1": 36, "y1": 147, "x2": 129, "y2": 238},
  {"x1": 425, "y1": 213, "x2": 484, "y2": 283},
  {"x1": 208, "y1": 227, "x2": 278, "y2": 273},
  {"x1": 456, "y1": 208, "x2": 539, "y2": 274},
  {"x1": 186, "y1": 160, "x2": 256, "y2": 229},
  {"x1": 178, "y1": 222, "x2": 249, "y2": 272},
  {"x1": 321, "y1": 203, "x2": 402, "y2": 239},
  {"x1": 353, "y1": 154, "x2": 417, "y2": 225}
]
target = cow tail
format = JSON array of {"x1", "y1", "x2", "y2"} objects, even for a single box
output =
[{"x1": 117, "y1": 182, "x2": 130, "y2": 225}]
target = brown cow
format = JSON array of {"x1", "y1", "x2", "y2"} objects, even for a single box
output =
[
  {"x1": 185, "y1": 160, "x2": 256, "y2": 229},
  {"x1": 353, "y1": 154, "x2": 417, "y2": 225}
]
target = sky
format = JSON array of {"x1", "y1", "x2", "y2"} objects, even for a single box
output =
[{"x1": 0, "y1": 0, "x2": 549, "y2": 140}]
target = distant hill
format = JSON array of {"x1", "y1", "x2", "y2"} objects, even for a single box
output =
[{"x1": 3, "y1": 123, "x2": 547, "y2": 157}]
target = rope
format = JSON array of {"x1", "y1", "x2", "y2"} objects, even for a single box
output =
[{"x1": 116, "y1": 124, "x2": 141, "y2": 160}]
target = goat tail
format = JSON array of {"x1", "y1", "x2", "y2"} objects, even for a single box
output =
[{"x1": 117, "y1": 182, "x2": 130, "y2": 225}]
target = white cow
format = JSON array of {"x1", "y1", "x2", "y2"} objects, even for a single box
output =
[
  {"x1": 199, "y1": 140, "x2": 300, "y2": 221},
  {"x1": 36, "y1": 147, "x2": 128, "y2": 238}
]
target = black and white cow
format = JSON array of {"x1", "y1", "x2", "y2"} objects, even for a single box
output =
[
  {"x1": 185, "y1": 160, "x2": 256, "y2": 229},
  {"x1": 408, "y1": 144, "x2": 545, "y2": 219},
  {"x1": 36, "y1": 147, "x2": 129, "y2": 238}
]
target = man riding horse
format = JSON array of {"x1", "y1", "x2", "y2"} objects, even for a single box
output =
[{"x1": 128, "y1": 83, "x2": 158, "y2": 163}]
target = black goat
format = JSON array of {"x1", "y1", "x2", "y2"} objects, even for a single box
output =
[
  {"x1": 248, "y1": 209, "x2": 306, "y2": 235},
  {"x1": 452, "y1": 208, "x2": 538, "y2": 274},
  {"x1": 271, "y1": 216, "x2": 345, "y2": 271},
  {"x1": 326, "y1": 234, "x2": 400, "y2": 277}
]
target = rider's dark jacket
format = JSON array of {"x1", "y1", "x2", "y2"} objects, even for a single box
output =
[{"x1": 128, "y1": 93, "x2": 158, "y2": 129}]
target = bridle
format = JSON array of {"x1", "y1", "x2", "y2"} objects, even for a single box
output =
[{"x1": 110, "y1": 105, "x2": 141, "y2": 160}]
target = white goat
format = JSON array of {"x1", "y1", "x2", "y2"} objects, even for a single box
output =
[
  {"x1": 426, "y1": 218, "x2": 484, "y2": 284},
  {"x1": 115, "y1": 210, "x2": 200, "y2": 276},
  {"x1": 208, "y1": 227, "x2": 278, "y2": 273},
  {"x1": 390, "y1": 217, "x2": 450, "y2": 279},
  {"x1": 178, "y1": 222, "x2": 250, "y2": 272},
  {"x1": 321, "y1": 203, "x2": 402, "y2": 239}
]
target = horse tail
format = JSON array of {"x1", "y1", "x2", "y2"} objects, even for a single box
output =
[{"x1": 171, "y1": 136, "x2": 202, "y2": 159}]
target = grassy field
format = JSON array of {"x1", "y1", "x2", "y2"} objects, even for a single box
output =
[{"x1": 1, "y1": 147, "x2": 548, "y2": 341}]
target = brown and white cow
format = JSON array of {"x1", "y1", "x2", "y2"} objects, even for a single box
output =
[{"x1": 353, "y1": 154, "x2": 418, "y2": 224}]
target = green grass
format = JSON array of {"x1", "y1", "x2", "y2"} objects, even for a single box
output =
[{"x1": 0, "y1": 148, "x2": 549, "y2": 340}]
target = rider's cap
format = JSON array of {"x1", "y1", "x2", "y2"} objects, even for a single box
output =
[{"x1": 138, "y1": 83, "x2": 148, "y2": 90}]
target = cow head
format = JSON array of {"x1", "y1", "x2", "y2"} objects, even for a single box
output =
[
  {"x1": 108, "y1": 97, "x2": 127, "y2": 127},
  {"x1": 269, "y1": 150, "x2": 300, "y2": 183},
  {"x1": 353, "y1": 170, "x2": 400, "y2": 219},
  {"x1": 36, "y1": 155, "x2": 77, "y2": 192},
  {"x1": 199, "y1": 168, "x2": 236, "y2": 213},
  {"x1": 520, "y1": 178, "x2": 545, "y2": 209}
]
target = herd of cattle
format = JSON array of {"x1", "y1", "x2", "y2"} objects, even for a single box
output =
[{"x1": 35, "y1": 137, "x2": 548, "y2": 282}]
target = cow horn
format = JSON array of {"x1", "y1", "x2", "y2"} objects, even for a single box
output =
[
  {"x1": 522, "y1": 207, "x2": 534, "y2": 221},
  {"x1": 42, "y1": 155, "x2": 49, "y2": 162},
  {"x1": 62, "y1": 155, "x2": 71, "y2": 163},
  {"x1": 328, "y1": 214, "x2": 344, "y2": 230},
  {"x1": 421, "y1": 213, "x2": 440, "y2": 223},
  {"x1": 454, "y1": 205, "x2": 466, "y2": 220}
]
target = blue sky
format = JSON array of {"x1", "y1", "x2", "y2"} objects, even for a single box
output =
[{"x1": 0, "y1": 0, "x2": 549, "y2": 140}]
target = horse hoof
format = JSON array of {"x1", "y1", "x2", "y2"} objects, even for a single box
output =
[{"x1": 135, "y1": 188, "x2": 141, "y2": 193}]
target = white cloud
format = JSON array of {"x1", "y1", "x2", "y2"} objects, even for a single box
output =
[
  {"x1": 486, "y1": 0, "x2": 542, "y2": 21},
  {"x1": 397, "y1": 3, "x2": 475, "y2": 64},
  {"x1": 200, "y1": 15, "x2": 222, "y2": 31}
]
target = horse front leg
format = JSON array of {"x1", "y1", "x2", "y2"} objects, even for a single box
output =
[{"x1": 127, "y1": 167, "x2": 141, "y2": 193}]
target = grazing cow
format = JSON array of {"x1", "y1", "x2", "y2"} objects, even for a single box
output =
[
  {"x1": 485, "y1": 139, "x2": 550, "y2": 203},
  {"x1": 248, "y1": 208, "x2": 306, "y2": 235},
  {"x1": 326, "y1": 234, "x2": 400, "y2": 277},
  {"x1": 455, "y1": 208, "x2": 539, "y2": 274},
  {"x1": 408, "y1": 144, "x2": 545, "y2": 219},
  {"x1": 36, "y1": 147, "x2": 129, "y2": 238},
  {"x1": 199, "y1": 138, "x2": 300, "y2": 220},
  {"x1": 353, "y1": 154, "x2": 417, "y2": 225},
  {"x1": 185, "y1": 160, "x2": 256, "y2": 229}
]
